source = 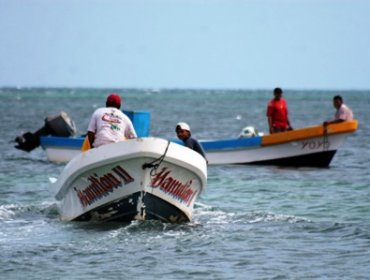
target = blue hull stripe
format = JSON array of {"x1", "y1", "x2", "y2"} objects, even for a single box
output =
[
  {"x1": 41, "y1": 136, "x2": 84, "y2": 149},
  {"x1": 41, "y1": 136, "x2": 262, "y2": 151}
]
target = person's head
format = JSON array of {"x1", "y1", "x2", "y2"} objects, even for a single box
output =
[
  {"x1": 333, "y1": 95, "x2": 343, "y2": 110},
  {"x1": 273, "y1": 87, "x2": 283, "y2": 100},
  {"x1": 106, "y1": 93, "x2": 121, "y2": 109},
  {"x1": 176, "y1": 122, "x2": 191, "y2": 141}
]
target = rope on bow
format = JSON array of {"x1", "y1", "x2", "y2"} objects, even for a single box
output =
[
  {"x1": 323, "y1": 126, "x2": 329, "y2": 151},
  {"x1": 142, "y1": 140, "x2": 171, "y2": 177}
]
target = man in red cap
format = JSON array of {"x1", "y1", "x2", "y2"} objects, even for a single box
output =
[
  {"x1": 106, "y1": 93, "x2": 121, "y2": 108},
  {"x1": 87, "y1": 93, "x2": 137, "y2": 148}
]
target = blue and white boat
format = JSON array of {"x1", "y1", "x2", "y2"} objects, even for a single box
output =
[{"x1": 40, "y1": 110, "x2": 151, "y2": 163}]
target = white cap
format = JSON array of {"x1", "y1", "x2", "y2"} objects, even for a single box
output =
[{"x1": 176, "y1": 122, "x2": 191, "y2": 132}]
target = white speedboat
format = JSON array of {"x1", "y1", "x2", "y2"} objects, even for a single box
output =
[{"x1": 49, "y1": 137, "x2": 207, "y2": 223}]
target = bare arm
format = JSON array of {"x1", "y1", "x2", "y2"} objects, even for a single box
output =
[
  {"x1": 323, "y1": 119, "x2": 344, "y2": 127},
  {"x1": 267, "y1": 116, "x2": 274, "y2": 134},
  {"x1": 287, "y1": 117, "x2": 292, "y2": 130},
  {"x1": 87, "y1": 131, "x2": 95, "y2": 148}
]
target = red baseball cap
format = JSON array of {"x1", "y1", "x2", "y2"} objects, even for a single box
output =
[{"x1": 106, "y1": 93, "x2": 121, "y2": 109}]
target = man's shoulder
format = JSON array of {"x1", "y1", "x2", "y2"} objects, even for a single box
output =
[
  {"x1": 93, "y1": 107, "x2": 109, "y2": 114},
  {"x1": 342, "y1": 104, "x2": 353, "y2": 114},
  {"x1": 95, "y1": 107, "x2": 124, "y2": 114},
  {"x1": 339, "y1": 104, "x2": 348, "y2": 112},
  {"x1": 267, "y1": 99, "x2": 275, "y2": 106},
  {"x1": 342, "y1": 103, "x2": 351, "y2": 110},
  {"x1": 184, "y1": 136, "x2": 195, "y2": 144},
  {"x1": 188, "y1": 137, "x2": 200, "y2": 145}
]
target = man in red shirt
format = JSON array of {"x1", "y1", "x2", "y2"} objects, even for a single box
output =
[{"x1": 266, "y1": 88, "x2": 292, "y2": 134}]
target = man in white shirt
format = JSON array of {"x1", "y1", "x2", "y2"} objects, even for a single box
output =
[
  {"x1": 87, "y1": 93, "x2": 137, "y2": 148},
  {"x1": 324, "y1": 95, "x2": 353, "y2": 127}
]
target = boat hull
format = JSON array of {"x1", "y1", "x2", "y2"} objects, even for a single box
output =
[
  {"x1": 249, "y1": 150, "x2": 336, "y2": 167},
  {"x1": 205, "y1": 133, "x2": 345, "y2": 167},
  {"x1": 50, "y1": 138, "x2": 207, "y2": 223},
  {"x1": 74, "y1": 192, "x2": 189, "y2": 223}
]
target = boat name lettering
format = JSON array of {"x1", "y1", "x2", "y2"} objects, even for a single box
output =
[
  {"x1": 75, "y1": 165, "x2": 134, "y2": 208},
  {"x1": 301, "y1": 140, "x2": 330, "y2": 150},
  {"x1": 150, "y1": 167, "x2": 197, "y2": 206}
]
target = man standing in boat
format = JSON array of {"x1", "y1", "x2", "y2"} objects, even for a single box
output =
[
  {"x1": 323, "y1": 95, "x2": 354, "y2": 126},
  {"x1": 175, "y1": 122, "x2": 207, "y2": 162},
  {"x1": 87, "y1": 93, "x2": 137, "y2": 148},
  {"x1": 266, "y1": 87, "x2": 293, "y2": 134}
]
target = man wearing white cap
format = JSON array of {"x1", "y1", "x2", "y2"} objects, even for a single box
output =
[{"x1": 175, "y1": 122, "x2": 207, "y2": 161}]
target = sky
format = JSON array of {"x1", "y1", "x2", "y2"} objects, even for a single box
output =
[{"x1": 1, "y1": 0, "x2": 370, "y2": 90}]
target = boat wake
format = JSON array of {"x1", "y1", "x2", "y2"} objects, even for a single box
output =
[
  {"x1": 0, "y1": 202, "x2": 59, "y2": 222},
  {"x1": 193, "y1": 202, "x2": 311, "y2": 225},
  {"x1": 0, "y1": 199, "x2": 309, "y2": 229},
  {"x1": 5, "y1": 156, "x2": 49, "y2": 164}
]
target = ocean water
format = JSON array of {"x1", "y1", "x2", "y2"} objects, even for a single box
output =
[{"x1": 0, "y1": 88, "x2": 369, "y2": 279}]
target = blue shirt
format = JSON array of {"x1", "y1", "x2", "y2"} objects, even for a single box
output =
[{"x1": 183, "y1": 136, "x2": 207, "y2": 160}]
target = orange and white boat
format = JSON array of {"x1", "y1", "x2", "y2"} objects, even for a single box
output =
[
  {"x1": 202, "y1": 120, "x2": 358, "y2": 167},
  {"x1": 41, "y1": 121, "x2": 358, "y2": 167}
]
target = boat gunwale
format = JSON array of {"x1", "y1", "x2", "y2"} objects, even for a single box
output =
[
  {"x1": 52, "y1": 138, "x2": 207, "y2": 200},
  {"x1": 262, "y1": 120, "x2": 358, "y2": 146}
]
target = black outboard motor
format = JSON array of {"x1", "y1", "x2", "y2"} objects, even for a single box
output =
[{"x1": 15, "y1": 112, "x2": 76, "y2": 152}]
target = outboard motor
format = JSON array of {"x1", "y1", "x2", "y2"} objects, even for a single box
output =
[{"x1": 15, "y1": 112, "x2": 76, "y2": 152}]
